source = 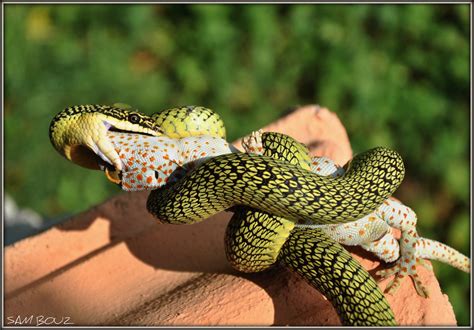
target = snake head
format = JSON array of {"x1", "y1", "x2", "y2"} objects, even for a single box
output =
[{"x1": 49, "y1": 105, "x2": 163, "y2": 171}]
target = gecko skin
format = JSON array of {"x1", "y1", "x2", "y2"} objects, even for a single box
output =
[{"x1": 105, "y1": 129, "x2": 470, "y2": 298}]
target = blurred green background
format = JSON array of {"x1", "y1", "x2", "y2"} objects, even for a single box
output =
[{"x1": 4, "y1": 4, "x2": 470, "y2": 324}]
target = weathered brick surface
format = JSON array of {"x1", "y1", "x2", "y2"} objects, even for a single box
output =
[{"x1": 4, "y1": 105, "x2": 456, "y2": 326}]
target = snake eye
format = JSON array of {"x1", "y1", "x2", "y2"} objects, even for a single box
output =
[{"x1": 128, "y1": 113, "x2": 140, "y2": 124}]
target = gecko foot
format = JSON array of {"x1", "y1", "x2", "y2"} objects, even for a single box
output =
[
  {"x1": 376, "y1": 257, "x2": 432, "y2": 298},
  {"x1": 241, "y1": 130, "x2": 263, "y2": 154}
]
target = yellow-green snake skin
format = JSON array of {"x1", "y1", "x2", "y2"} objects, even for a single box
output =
[
  {"x1": 49, "y1": 104, "x2": 402, "y2": 325},
  {"x1": 224, "y1": 132, "x2": 395, "y2": 325},
  {"x1": 146, "y1": 146, "x2": 404, "y2": 225}
]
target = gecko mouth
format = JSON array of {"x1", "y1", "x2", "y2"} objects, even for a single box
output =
[
  {"x1": 104, "y1": 167, "x2": 122, "y2": 185},
  {"x1": 68, "y1": 143, "x2": 122, "y2": 186},
  {"x1": 95, "y1": 154, "x2": 122, "y2": 185}
]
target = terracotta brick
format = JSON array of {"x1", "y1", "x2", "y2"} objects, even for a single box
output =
[{"x1": 4, "y1": 105, "x2": 457, "y2": 326}]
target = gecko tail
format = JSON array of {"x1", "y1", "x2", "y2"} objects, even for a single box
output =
[{"x1": 416, "y1": 238, "x2": 470, "y2": 273}]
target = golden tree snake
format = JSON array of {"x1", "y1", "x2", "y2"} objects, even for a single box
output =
[{"x1": 49, "y1": 104, "x2": 470, "y2": 326}]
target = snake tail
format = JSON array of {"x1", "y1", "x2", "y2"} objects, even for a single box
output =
[
  {"x1": 147, "y1": 147, "x2": 405, "y2": 225},
  {"x1": 279, "y1": 227, "x2": 397, "y2": 325}
]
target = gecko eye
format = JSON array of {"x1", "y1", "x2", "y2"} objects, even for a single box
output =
[{"x1": 128, "y1": 113, "x2": 140, "y2": 124}]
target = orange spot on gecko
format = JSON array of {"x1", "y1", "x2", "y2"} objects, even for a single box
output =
[
  {"x1": 137, "y1": 174, "x2": 143, "y2": 181},
  {"x1": 146, "y1": 176, "x2": 153, "y2": 184},
  {"x1": 359, "y1": 229, "x2": 365, "y2": 236}
]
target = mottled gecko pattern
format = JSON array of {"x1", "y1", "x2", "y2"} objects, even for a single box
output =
[
  {"x1": 106, "y1": 129, "x2": 470, "y2": 298},
  {"x1": 106, "y1": 132, "x2": 237, "y2": 190}
]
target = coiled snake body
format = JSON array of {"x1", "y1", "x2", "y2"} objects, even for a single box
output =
[{"x1": 49, "y1": 104, "x2": 403, "y2": 325}]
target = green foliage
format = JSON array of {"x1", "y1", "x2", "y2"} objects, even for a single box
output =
[{"x1": 4, "y1": 4, "x2": 470, "y2": 324}]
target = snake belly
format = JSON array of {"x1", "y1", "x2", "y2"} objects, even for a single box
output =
[{"x1": 225, "y1": 132, "x2": 396, "y2": 325}]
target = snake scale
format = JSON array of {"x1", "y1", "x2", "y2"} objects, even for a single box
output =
[
  {"x1": 49, "y1": 104, "x2": 403, "y2": 325},
  {"x1": 224, "y1": 133, "x2": 395, "y2": 325}
]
